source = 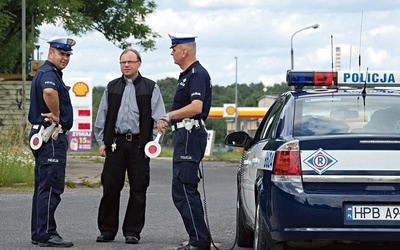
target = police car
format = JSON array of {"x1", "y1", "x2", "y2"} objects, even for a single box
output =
[{"x1": 225, "y1": 70, "x2": 400, "y2": 250}]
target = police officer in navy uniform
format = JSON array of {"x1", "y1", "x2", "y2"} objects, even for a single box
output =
[
  {"x1": 28, "y1": 38, "x2": 75, "y2": 247},
  {"x1": 157, "y1": 33, "x2": 212, "y2": 250}
]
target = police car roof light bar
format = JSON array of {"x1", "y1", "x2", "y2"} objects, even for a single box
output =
[
  {"x1": 287, "y1": 70, "x2": 337, "y2": 90},
  {"x1": 288, "y1": 70, "x2": 400, "y2": 89}
]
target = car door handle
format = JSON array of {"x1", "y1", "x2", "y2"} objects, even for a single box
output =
[{"x1": 252, "y1": 158, "x2": 260, "y2": 164}]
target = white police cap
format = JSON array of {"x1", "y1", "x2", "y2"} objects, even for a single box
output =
[
  {"x1": 47, "y1": 37, "x2": 76, "y2": 55},
  {"x1": 168, "y1": 32, "x2": 197, "y2": 49}
]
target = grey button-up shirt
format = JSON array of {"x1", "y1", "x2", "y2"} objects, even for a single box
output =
[{"x1": 94, "y1": 77, "x2": 165, "y2": 147}]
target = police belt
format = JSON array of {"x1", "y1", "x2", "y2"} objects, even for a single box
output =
[
  {"x1": 115, "y1": 132, "x2": 139, "y2": 141},
  {"x1": 171, "y1": 118, "x2": 205, "y2": 132},
  {"x1": 32, "y1": 124, "x2": 69, "y2": 136}
]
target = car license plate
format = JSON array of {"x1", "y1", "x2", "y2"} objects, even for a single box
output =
[{"x1": 345, "y1": 205, "x2": 400, "y2": 221}]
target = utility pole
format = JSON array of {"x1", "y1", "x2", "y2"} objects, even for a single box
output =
[
  {"x1": 21, "y1": 0, "x2": 27, "y2": 146},
  {"x1": 234, "y1": 56, "x2": 238, "y2": 131}
]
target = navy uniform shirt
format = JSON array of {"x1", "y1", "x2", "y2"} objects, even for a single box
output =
[
  {"x1": 171, "y1": 61, "x2": 212, "y2": 123},
  {"x1": 28, "y1": 60, "x2": 73, "y2": 130}
]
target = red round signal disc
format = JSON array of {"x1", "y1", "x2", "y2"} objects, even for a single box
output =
[
  {"x1": 148, "y1": 145, "x2": 158, "y2": 154},
  {"x1": 144, "y1": 133, "x2": 162, "y2": 158},
  {"x1": 144, "y1": 141, "x2": 161, "y2": 158},
  {"x1": 33, "y1": 137, "x2": 40, "y2": 145},
  {"x1": 30, "y1": 133, "x2": 43, "y2": 150}
]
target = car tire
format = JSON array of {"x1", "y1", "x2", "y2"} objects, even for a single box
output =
[
  {"x1": 236, "y1": 197, "x2": 254, "y2": 247},
  {"x1": 254, "y1": 198, "x2": 269, "y2": 250},
  {"x1": 254, "y1": 198, "x2": 285, "y2": 250}
]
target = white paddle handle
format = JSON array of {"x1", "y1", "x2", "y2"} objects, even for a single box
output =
[{"x1": 154, "y1": 132, "x2": 162, "y2": 142}]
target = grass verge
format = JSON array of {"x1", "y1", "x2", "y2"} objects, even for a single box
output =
[{"x1": 0, "y1": 128, "x2": 35, "y2": 189}]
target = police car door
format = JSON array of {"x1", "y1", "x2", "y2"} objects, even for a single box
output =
[{"x1": 242, "y1": 99, "x2": 286, "y2": 222}]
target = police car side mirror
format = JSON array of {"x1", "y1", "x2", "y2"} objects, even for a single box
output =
[{"x1": 224, "y1": 131, "x2": 253, "y2": 150}]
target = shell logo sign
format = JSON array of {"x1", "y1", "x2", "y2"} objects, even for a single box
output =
[
  {"x1": 209, "y1": 106, "x2": 268, "y2": 119},
  {"x1": 69, "y1": 79, "x2": 93, "y2": 152},
  {"x1": 223, "y1": 104, "x2": 236, "y2": 118},
  {"x1": 72, "y1": 81, "x2": 89, "y2": 97}
]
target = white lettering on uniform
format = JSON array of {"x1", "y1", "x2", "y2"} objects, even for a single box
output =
[
  {"x1": 191, "y1": 92, "x2": 201, "y2": 97},
  {"x1": 180, "y1": 156, "x2": 192, "y2": 160},
  {"x1": 44, "y1": 81, "x2": 56, "y2": 86}
]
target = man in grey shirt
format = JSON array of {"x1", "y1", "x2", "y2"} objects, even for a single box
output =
[{"x1": 94, "y1": 48, "x2": 165, "y2": 245}]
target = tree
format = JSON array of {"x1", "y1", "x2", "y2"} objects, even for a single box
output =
[
  {"x1": 0, "y1": 0, "x2": 159, "y2": 73},
  {"x1": 156, "y1": 77, "x2": 177, "y2": 112},
  {"x1": 264, "y1": 82, "x2": 291, "y2": 96},
  {"x1": 92, "y1": 86, "x2": 105, "y2": 129}
]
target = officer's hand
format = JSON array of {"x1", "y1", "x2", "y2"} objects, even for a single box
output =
[
  {"x1": 99, "y1": 145, "x2": 107, "y2": 157},
  {"x1": 41, "y1": 112, "x2": 60, "y2": 124},
  {"x1": 157, "y1": 119, "x2": 168, "y2": 134},
  {"x1": 157, "y1": 114, "x2": 170, "y2": 133}
]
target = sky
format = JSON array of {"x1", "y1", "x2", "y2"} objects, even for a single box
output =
[{"x1": 36, "y1": 0, "x2": 400, "y2": 87}]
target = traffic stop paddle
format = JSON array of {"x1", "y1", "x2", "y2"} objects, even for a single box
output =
[{"x1": 144, "y1": 133, "x2": 162, "y2": 158}]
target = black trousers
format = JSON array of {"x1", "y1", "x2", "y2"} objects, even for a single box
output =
[{"x1": 97, "y1": 136, "x2": 150, "y2": 239}]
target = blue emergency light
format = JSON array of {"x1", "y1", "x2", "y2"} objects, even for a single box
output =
[{"x1": 287, "y1": 70, "x2": 337, "y2": 88}]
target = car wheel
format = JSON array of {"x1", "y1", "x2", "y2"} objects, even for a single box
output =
[
  {"x1": 254, "y1": 198, "x2": 269, "y2": 250},
  {"x1": 236, "y1": 197, "x2": 254, "y2": 247}
]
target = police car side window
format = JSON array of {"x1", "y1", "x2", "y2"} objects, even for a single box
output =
[
  {"x1": 253, "y1": 110, "x2": 270, "y2": 141},
  {"x1": 264, "y1": 98, "x2": 286, "y2": 139},
  {"x1": 256, "y1": 97, "x2": 285, "y2": 141}
]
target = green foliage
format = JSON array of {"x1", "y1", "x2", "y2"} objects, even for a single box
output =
[
  {"x1": 92, "y1": 86, "x2": 104, "y2": 128},
  {"x1": 264, "y1": 82, "x2": 292, "y2": 95},
  {"x1": 213, "y1": 82, "x2": 269, "y2": 107},
  {"x1": 156, "y1": 77, "x2": 177, "y2": 111},
  {"x1": 0, "y1": 1, "x2": 14, "y2": 41},
  {"x1": 204, "y1": 149, "x2": 244, "y2": 161},
  {"x1": 205, "y1": 119, "x2": 226, "y2": 144},
  {"x1": 0, "y1": 0, "x2": 159, "y2": 73}
]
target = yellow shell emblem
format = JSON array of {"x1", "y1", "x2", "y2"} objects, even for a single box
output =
[
  {"x1": 226, "y1": 105, "x2": 236, "y2": 115},
  {"x1": 72, "y1": 82, "x2": 89, "y2": 97}
]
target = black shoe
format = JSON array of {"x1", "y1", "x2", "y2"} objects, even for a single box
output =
[
  {"x1": 177, "y1": 245, "x2": 210, "y2": 250},
  {"x1": 31, "y1": 240, "x2": 38, "y2": 245},
  {"x1": 96, "y1": 234, "x2": 114, "y2": 242},
  {"x1": 125, "y1": 236, "x2": 139, "y2": 244},
  {"x1": 39, "y1": 235, "x2": 73, "y2": 247}
]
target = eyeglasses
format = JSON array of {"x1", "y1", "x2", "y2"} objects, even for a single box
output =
[{"x1": 119, "y1": 60, "x2": 139, "y2": 65}]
